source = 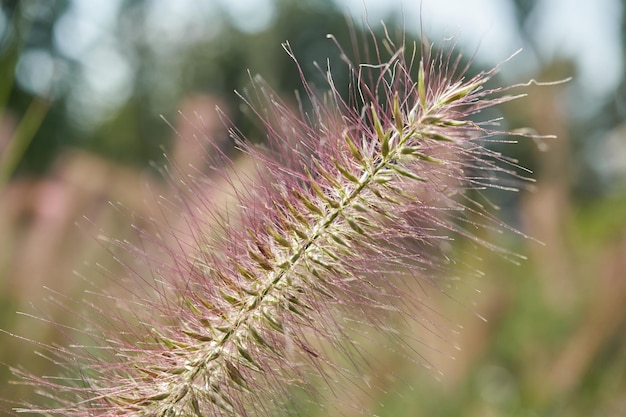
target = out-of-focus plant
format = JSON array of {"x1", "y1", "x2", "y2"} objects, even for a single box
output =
[
  {"x1": 6, "y1": 26, "x2": 547, "y2": 416},
  {"x1": 0, "y1": 100, "x2": 49, "y2": 189},
  {"x1": 0, "y1": 5, "x2": 49, "y2": 190}
]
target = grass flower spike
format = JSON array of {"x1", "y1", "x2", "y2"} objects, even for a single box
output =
[{"x1": 13, "y1": 30, "x2": 535, "y2": 416}]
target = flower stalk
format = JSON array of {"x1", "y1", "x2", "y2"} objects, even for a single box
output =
[{"x1": 11, "y1": 31, "x2": 537, "y2": 417}]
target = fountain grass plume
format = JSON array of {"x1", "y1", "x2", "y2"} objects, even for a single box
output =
[{"x1": 10, "y1": 28, "x2": 539, "y2": 416}]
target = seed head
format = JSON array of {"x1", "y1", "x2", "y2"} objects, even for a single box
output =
[{"x1": 10, "y1": 30, "x2": 535, "y2": 416}]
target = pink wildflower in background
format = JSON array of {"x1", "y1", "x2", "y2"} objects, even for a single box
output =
[{"x1": 9, "y1": 28, "x2": 542, "y2": 417}]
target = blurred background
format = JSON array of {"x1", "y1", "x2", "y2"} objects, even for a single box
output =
[{"x1": 1, "y1": 0, "x2": 626, "y2": 415}]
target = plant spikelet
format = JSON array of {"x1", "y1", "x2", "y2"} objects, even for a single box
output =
[{"x1": 10, "y1": 30, "x2": 537, "y2": 417}]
